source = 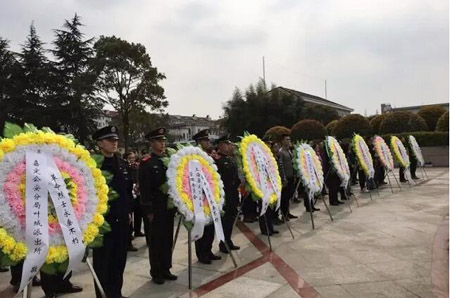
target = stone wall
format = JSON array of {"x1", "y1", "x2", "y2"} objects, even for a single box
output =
[{"x1": 422, "y1": 146, "x2": 449, "y2": 167}]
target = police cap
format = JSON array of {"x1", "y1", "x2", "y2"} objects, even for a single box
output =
[
  {"x1": 92, "y1": 126, "x2": 119, "y2": 141},
  {"x1": 193, "y1": 129, "x2": 210, "y2": 141},
  {"x1": 145, "y1": 127, "x2": 167, "y2": 140}
]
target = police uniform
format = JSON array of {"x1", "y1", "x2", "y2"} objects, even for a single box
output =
[
  {"x1": 92, "y1": 126, "x2": 131, "y2": 298},
  {"x1": 138, "y1": 128, "x2": 176, "y2": 284},
  {"x1": 215, "y1": 135, "x2": 241, "y2": 252},
  {"x1": 192, "y1": 129, "x2": 220, "y2": 264}
]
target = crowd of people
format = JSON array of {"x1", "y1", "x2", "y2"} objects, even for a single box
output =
[{"x1": 1, "y1": 125, "x2": 421, "y2": 298}]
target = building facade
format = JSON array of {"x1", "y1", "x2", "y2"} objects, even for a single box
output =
[
  {"x1": 168, "y1": 114, "x2": 224, "y2": 143},
  {"x1": 381, "y1": 103, "x2": 449, "y2": 114}
]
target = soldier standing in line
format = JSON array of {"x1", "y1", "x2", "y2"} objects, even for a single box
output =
[
  {"x1": 278, "y1": 134, "x2": 298, "y2": 222},
  {"x1": 92, "y1": 126, "x2": 131, "y2": 298},
  {"x1": 192, "y1": 129, "x2": 222, "y2": 264},
  {"x1": 215, "y1": 134, "x2": 241, "y2": 253},
  {"x1": 138, "y1": 128, "x2": 177, "y2": 285}
]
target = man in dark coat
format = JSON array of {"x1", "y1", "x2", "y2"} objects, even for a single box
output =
[
  {"x1": 215, "y1": 134, "x2": 241, "y2": 253},
  {"x1": 192, "y1": 129, "x2": 222, "y2": 264},
  {"x1": 92, "y1": 126, "x2": 131, "y2": 298},
  {"x1": 138, "y1": 128, "x2": 177, "y2": 285}
]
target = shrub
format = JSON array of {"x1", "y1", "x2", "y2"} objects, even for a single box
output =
[
  {"x1": 370, "y1": 114, "x2": 387, "y2": 134},
  {"x1": 264, "y1": 126, "x2": 291, "y2": 142},
  {"x1": 436, "y1": 111, "x2": 449, "y2": 132},
  {"x1": 291, "y1": 119, "x2": 326, "y2": 142},
  {"x1": 381, "y1": 131, "x2": 448, "y2": 147},
  {"x1": 379, "y1": 111, "x2": 427, "y2": 134},
  {"x1": 334, "y1": 114, "x2": 372, "y2": 139},
  {"x1": 326, "y1": 120, "x2": 339, "y2": 135},
  {"x1": 300, "y1": 104, "x2": 340, "y2": 125},
  {"x1": 418, "y1": 105, "x2": 447, "y2": 131}
]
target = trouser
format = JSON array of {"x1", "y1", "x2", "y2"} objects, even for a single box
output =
[
  {"x1": 195, "y1": 224, "x2": 215, "y2": 260},
  {"x1": 222, "y1": 205, "x2": 238, "y2": 245},
  {"x1": 133, "y1": 196, "x2": 143, "y2": 234},
  {"x1": 299, "y1": 183, "x2": 314, "y2": 211},
  {"x1": 258, "y1": 204, "x2": 275, "y2": 234},
  {"x1": 399, "y1": 167, "x2": 406, "y2": 181},
  {"x1": 93, "y1": 217, "x2": 129, "y2": 298},
  {"x1": 280, "y1": 177, "x2": 295, "y2": 216},
  {"x1": 410, "y1": 159, "x2": 417, "y2": 178},
  {"x1": 143, "y1": 209, "x2": 175, "y2": 279},
  {"x1": 358, "y1": 169, "x2": 366, "y2": 190},
  {"x1": 242, "y1": 195, "x2": 257, "y2": 220},
  {"x1": 326, "y1": 174, "x2": 341, "y2": 204},
  {"x1": 376, "y1": 165, "x2": 385, "y2": 184},
  {"x1": 10, "y1": 262, "x2": 73, "y2": 296}
]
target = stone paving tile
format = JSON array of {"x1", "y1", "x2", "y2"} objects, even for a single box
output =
[
  {"x1": 266, "y1": 284, "x2": 302, "y2": 298},
  {"x1": 201, "y1": 276, "x2": 284, "y2": 298},
  {"x1": 242, "y1": 262, "x2": 287, "y2": 285},
  {"x1": 365, "y1": 260, "x2": 430, "y2": 281},
  {"x1": 314, "y1": 285, "x2": 355, "y2": 298},
  {"x1": 341, "y1": 280, "x2": 420, "y2": 298}
]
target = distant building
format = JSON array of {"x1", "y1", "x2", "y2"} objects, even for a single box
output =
[
  {"x1": 168, "y1": 114, "x2": 225, "y2": 143},
  {"x1": 266, "y1": 86, "x2": 354, "y2": 116},
  {"x1": 381, "y1": 103, "x2": 449, "y2": 114},
  {"x1": 94, "y1": 110, "x2": 119, "y2": 128}
]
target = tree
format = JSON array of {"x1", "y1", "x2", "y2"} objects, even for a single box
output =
[
  {"x1": 326, "y1": 119, "x2": 339, "y2": 135},
  {"x1": 52, "y1": 14, "x2": 102, "y2": 143},
  {"x1": 369, "y1": 114, "x2": 387, "y2": 134},
  {"x1": 291, "y1": 119, "x2": 326, "y2": 142},
  {"x1": 300, "y1": 104, "x2": 339, "y2": 125},
  {"x1": 334, "y1": 114, "x2": 372, "y2": 139},
  {"x1": 93, "y1": 36, "x2": 167, "y2": 150},
  {"x1": 417, "y1": 105, "x2": 447, "y2": 131},
  {"x1": 19, "y1": 23, "x2": 53, "y2": 128},
  {"x1": 222, "y1": 79, "x2": 303, "y2": 138},
  {"x1": 379, "y1": 111, "x2": 428, "y2": 134},
  {"x1": 0, "y1": 37, "x2": 25, "y2": 135},
  {"x1": 264, "y1": 126, "x2": 291, "y2": 143},
  {"x1": 436, "y1": 111, "x2": 449, "y2": 132}
]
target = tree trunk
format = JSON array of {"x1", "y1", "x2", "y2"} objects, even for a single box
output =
[{"x1": 123, "y1": 111, "x2": 129, "y2": 152}]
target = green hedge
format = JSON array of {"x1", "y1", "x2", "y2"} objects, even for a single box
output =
[
  {"x1": 380, "y1": 131, "x2": 449, "y2": 147},
  {"x1": 291, "y1": 119, "x2": 326, "y2": 142},
  {"x1": 436, "y1": 111, "x2": 449, "y2": 132}
]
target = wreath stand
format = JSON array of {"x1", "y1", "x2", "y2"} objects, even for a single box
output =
[{"x1": 172, "y1": 216, "x2": 237, "y2": 290}]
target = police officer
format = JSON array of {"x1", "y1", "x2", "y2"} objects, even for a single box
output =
[
  {"x1": 92, "y1": 126, "x2": 131, "y2": 298},
  {"x1": 138, "y1": 128, "x2": 177, "y2": 285},
  {"x1": 192, "y1": 129, "x2": 222, "y2": 264},
  {"x1": 215, "y1": 134, "x2": 241, "y2": 253}
]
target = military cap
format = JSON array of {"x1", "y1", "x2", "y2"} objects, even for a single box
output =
[
  {"x1": 215, "y1": 134, "x2": 231, "y2": 144},
  {"x1": 193, "y1": 129, "x2": 210, "y2": 141},
  {"x1": 92, "y1": 126, "x2": 119, "y2": 141},
  {"x1": 145, "y1": 127, "x2": 167, "y2": 140}
]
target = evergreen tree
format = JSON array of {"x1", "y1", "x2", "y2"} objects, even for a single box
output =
[
  {"x1": 52, "y1": 14, "x2": 101, "y2": 143},
  {"x1": 0, "y1": 37, "x2": 25, "y2": 135},
  {"x1": 19, "y1": 23, "x2": 53, "y2": 127}
]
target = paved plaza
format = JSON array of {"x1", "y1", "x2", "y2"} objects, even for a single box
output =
[{"x1": 1, "y1": 167, "x2": 448, "y2": 298}]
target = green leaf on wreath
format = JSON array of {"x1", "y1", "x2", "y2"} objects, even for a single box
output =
[
  {"x1": 167, "y1": 197, "x2": 175, "y2": 209},
  {"x1": 108, "y1": 189, "x2": 118, "y2": 201},
  {"x1": 160, "y1": 182, "x2": 169, "y2": 194},
  {"x1": 101, "y1": 170, "x2": 113, "y2": 184},
  {"x1": 41, "y1": 127, "x2": 55, "y2": 134},
  {"x1": 0, "y1": 252, "x2": 17, "y2": 267},
  {"x1": 56, "y1": 260, "x2": 69, "y2": 274},
  {"x1": 40, "y1": 263, "x2": 57, "y2": 275},
  {"x1": 92, "y1": 155, "x2": 105, "y2": 168},
  {"x1": 88, "y1": 234, "x2": 104, "y2": 248},
  {"x1": 183, "y1": 220, "x2": 193, "y2": 231},
  {"x1": 3, "y1": 122, "x2": 23, "y2": 138},
  {"x1": 23, "y1": 123, "x2": 38, "y2": 133},
  {"x1": 99, "y1": 221, "x2": 111, "y2": 234}
]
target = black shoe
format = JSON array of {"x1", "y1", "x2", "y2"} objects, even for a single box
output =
[
  {"x1": 32, "y1": 276, "x2": 41, "y2": 287},
  {"x1": 341, "y1": 196, "x2": 350, "y2": 201},
  {"x1": 271, "y1": 230, "x2": 279, "y2": 234},
  {"x1": 312, "y1": 207, "x2": 320, "y2": 211},
  {"x1": 127, "y1": 245, "x2": 138, "y2": 252},
  {"x1": 198, "y1": 257, "x2": 212, "y2": 264},
  {"x1": 45, "y1": 293, "x2": 57, "y2": 298},
  {"x1": 293, "y1": 198, "x2": 302, "y2": 204},
  {"x1": 330, "y1": 202, "x2": 340, "y2": 206},
  {"x1": 229, "y1": 243, "x2": 240, "y2": 250},
  {"x1": 400, "y1": 179, "x2": 407, "y2": 183},
  {"x1": 219, "y1": 243, "x2": 230, "y2": 254},
  {"x1": 379, "y1": 181, "x2": 388, "y2": 185},
  {"x1": 243, "y1": 217, "x2": 257, "y2": 223},
  {"x1": 58, "y1": 284, "x2": 83, "y2": 294},
  {"x1": 412, "y1": 176, "x2": 420, "y2": 180},
  {"x1": 261, "y1": 231, "x2": 273, "y2": 236},
  {"x1": 152, "y1": 277, "x2": 165, "y2": 285},
  {"x1": 134, "y1": 232, "x2": 145, "y2": 237},
  {"x1": 209, "y1": 253, "x2": 222, "y2": 260},
  {"x1": 163, "y1": 272, "x2": 178, "y2": 281},
  {"x1": 338, "y1": 201, "x2": 344, "y2": 205},
  {"x1": 305, "y1": 208, "x2": 313, "y2": 213},
  {"x1": 288, "y1": 213, "x2": 298, "y2": 219}
]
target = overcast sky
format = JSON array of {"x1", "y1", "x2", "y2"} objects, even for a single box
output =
[{"x1": 1, "y1": 0, "x2": 448, "y2": 119}]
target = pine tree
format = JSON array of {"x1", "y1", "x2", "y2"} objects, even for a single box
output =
[{"x1": 52, "y1": 14, "x2": 101, "y2": 143}]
